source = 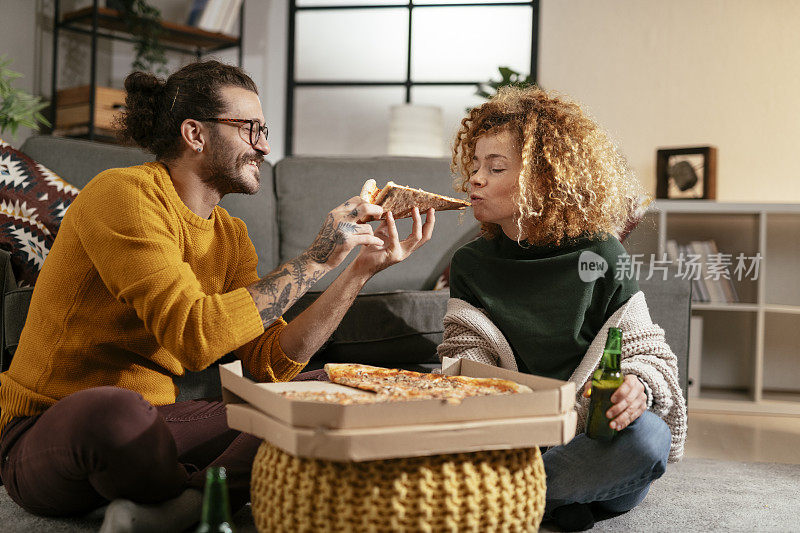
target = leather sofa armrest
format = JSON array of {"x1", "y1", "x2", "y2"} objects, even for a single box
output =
[{"x1": 2, "y1": 287, "x2": 32, "y2": 372}]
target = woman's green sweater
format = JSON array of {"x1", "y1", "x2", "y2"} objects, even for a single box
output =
[{"x1": 448, "y1": 233, "x2": 638, "y2": 380}]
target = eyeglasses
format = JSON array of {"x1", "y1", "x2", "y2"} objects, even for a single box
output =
[{"x1": 199, "y1": 118, "x2": 268, "y2": 148}]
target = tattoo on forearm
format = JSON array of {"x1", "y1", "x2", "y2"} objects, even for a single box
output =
[
  {"x1": 307, "y1": 214, "x2": 355, "y2": 264},
  {"x1": 290, "y1": 256, "x2": 323, "y2": 292},
  {"x1": 250, "y1": 258, "x2": 325, "y2": 327},
  {"x1": 260, "y1": 284, "x2": 291, "y2": 325}
]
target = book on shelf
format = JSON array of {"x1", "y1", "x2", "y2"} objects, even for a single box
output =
[
  {"x1": 188, "y1": 0, "x2": 241, "y2": 34},
  {"x1": 196, "y1": 0, "x2": 227, "y2": 32},
  {"x1": 686, "y1": 243, "x2": 710, "y2": 302},
  {"x1": 691, "y1": 241, "x2": 725, "y2": 303},
  {"x1": 221, "y1": 0, "x2": 243, "y2": 34},
  {"x1": 186, "y1": 0, "x2": 209, "y2": 27},
  {"x1": 666, "y1": 239, "x2": 739, "y2": 304},
  {"x1": 706, "y1": 240, "x2": 739, "y2": 303}
]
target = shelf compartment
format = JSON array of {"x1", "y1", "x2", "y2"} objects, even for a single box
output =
[
  {"x1": 665, "y1": 212, "x2": 760, "y2": 304},
  {"x1": 764, "y1": 213, "x2": 800, "y2": 306},
  {"x1": 60, "y1": 7, "x2": 239, "y2": 51},
  {"x1": 762, "y1": 312, "x2": 800, "y2": 394},
  {"x1": 55, "y1": 85, "x2": 125, "y2": 131},
  {"x1": 694, "y1": 309, "x2": 757, "y2": 393}
]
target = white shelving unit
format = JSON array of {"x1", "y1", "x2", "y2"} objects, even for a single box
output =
[{"x1": 624, "y1": 200, "x2": 800, "y2": 415}]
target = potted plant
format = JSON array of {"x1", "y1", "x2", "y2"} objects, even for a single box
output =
[
  {"x1": 0, "y1": 55, "x2": 51, "y2": 139},
  {"x1": 475, "y1": 66, "x2": 537, "y2": 100},
  {"x1": 107, "y1": 0, "x2": 168, "y2": 74}
]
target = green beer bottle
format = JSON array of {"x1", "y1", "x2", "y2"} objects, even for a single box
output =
[
  {"x1": 196, "y1": 466, "x2": 235, "y2": 533},
  {"x1": 585, "y1": 327, "x2": 624, "y2": 440}
]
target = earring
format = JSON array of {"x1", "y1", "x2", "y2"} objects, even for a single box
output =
[{"x1": 196, "y1": 146, "x2": 202, "y2": 153}]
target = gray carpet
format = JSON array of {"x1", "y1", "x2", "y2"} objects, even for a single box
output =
[{"x1": 1, "y1": 458, "x2": 798, "y2": 532}]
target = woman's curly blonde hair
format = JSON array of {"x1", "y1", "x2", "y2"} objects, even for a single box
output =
[{"x1": 452, "y1": 86, "x2": 644, "y2": 245}]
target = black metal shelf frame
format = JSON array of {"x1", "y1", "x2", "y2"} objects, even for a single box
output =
[
  {"x1": 50, "y1": 0, "x2": 245, "y2": 141},
  {"x1": 285, "y1": 0, "x2": 539, "y2": 155}
]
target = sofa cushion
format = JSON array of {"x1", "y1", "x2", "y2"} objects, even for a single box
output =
[
  {"x1": 19, "y1": 135, "x2": 150, "y2": 188},
  {"x1": 284, "y1": 289, "x2": 449, "y2": 367},
  {"x1": 275, "y1": 156, "x2": 481, "y2": 292},
  {"x1": 638, "y1": 271, "x2": 691, "y2": 401},
  {"x1": 0, "y1": 138, "x2": 80, "y2": 286}
]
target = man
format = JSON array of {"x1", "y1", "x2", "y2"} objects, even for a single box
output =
[{"x1": 0, "y1": 61, "x2": 435, "y2": 531}]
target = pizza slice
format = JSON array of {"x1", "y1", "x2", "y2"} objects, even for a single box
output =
[{"x1": 358, "y1": 179, "x2": 470, "y2": 221}]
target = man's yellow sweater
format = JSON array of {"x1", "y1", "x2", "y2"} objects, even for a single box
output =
[{"x1": 0, "y1": 162, "x2": 304, "y2": 435}]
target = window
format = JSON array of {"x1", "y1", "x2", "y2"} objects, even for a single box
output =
[{"x1": 287, "y1": 0, "x2": 539, "y2": 155}]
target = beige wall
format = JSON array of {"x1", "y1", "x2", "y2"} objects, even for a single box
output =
[{"x1": 539, "y1": 0, "x2": 800, "y2": 203}]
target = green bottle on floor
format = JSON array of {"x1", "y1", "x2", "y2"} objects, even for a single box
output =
[
  {"x1": 197, "y1": 467, "x2": 235, "y2": 533},
  {"x1": 585, "y1": 327, "x2": 624, "y2": 441}
]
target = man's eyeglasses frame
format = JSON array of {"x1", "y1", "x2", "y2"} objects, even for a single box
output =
[{"x1": 198, "y1": 118, "x2": 268, "y2": 148}]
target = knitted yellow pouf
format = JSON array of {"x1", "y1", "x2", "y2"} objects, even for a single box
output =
[{"x1": 250, "y1": 442, "x2": 546, "y2": 532}]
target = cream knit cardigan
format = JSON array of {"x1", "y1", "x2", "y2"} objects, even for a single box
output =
[{"x1": 437, "y1": 291, "x2": 687, "y2": 462}]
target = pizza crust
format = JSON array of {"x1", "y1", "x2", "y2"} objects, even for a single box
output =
[{"x1": 359, "y1": 179, "x2": 380, "y2": 204}]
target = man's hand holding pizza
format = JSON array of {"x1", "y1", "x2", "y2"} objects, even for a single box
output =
[
  {"x1": 305, "y1": 197, "x2": 385, "y2": 268},
  {"x1": 352, "y1": 206, "x2": 435, "y2": 276}
]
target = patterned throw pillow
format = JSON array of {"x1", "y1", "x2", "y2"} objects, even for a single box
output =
[{"x1": 0, "y1": 138, "x2": 80, "y2": 286}]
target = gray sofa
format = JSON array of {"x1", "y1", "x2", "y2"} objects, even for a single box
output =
[{"x1": 0, "y1": 135, "x2": 691, "y2": 401}]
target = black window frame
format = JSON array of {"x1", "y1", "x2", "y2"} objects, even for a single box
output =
[{"x1": 285, "y1": 0, "x2": 540, "y2": 155}]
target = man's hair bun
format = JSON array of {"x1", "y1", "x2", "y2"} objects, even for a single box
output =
[
  {"x1": 118, "y1": 72, "x2": 167, "y2": 152},
  {"x1": 124, "y1": 71, "x2": 164, "y2": 96}
]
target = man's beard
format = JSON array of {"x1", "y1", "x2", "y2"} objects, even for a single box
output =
[{"x1": 201, "y1": 132, "x2": 264, "y2": 196}]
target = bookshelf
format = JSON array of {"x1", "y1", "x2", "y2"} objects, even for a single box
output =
[
  {"x1": 50, "y1": 0, "x2": 244, "y2": 141},
  {"x1": 624, "y1": 200, "x2": 800, "y2": 415}
]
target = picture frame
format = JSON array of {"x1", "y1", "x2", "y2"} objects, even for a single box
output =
[{"x1": 656, "y1": 146, "x2": 717, "y2": 200}]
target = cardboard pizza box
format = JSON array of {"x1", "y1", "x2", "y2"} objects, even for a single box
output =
[
  {"x1": 226, "y1": 402, "x2": 577, "y2": 462},
  {"x1": 220, "y1": 359, "x2": 575, "y2": 430}
]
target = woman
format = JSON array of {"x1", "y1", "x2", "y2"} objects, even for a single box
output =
[{"x1": 438, "y1": 86, "x2": 686, "y2": 531}]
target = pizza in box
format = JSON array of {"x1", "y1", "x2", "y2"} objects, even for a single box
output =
[{"x1": 279, "y1": 363, "x2": 532, "y2": 405}]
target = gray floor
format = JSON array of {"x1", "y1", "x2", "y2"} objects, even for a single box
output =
[{"x1": 1, "y1": 457, "x2": 798, "y2": 532}]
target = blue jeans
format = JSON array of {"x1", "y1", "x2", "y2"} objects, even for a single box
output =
[{"x1": 542, "y1": 410, "x2": 671, "y2": 515}]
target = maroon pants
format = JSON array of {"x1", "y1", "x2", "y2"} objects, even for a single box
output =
[{"x1": 0, "y1": 386, "x2": 260, "y2": 517}]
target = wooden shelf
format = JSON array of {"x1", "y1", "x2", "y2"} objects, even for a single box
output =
[
  {"x1": 60, "y1": 7, "x2": 239, "y2": 51},
  {"x1": 763, "y1": 304, "x2": 800, "y2": 315},
  {"x1": 690, "y1": 397, "x2": 800, "y2": 416},
  {"x1": 692, "y1": 303, "x2": 800, "y2": 314},
  {"x1": 53, "y1": 125, "x2": 120, "y2": 144},
  {"x1": 692, "y1": 302, "x2": 760, "y2": 312}
]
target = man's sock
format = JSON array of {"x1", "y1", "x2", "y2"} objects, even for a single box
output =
[
  {"x1": 552, "y1": 502, "x2": 595, "y2": 532},
  {"x1": 99, "y1": 488, "x2": 203, "y2": 533}
]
